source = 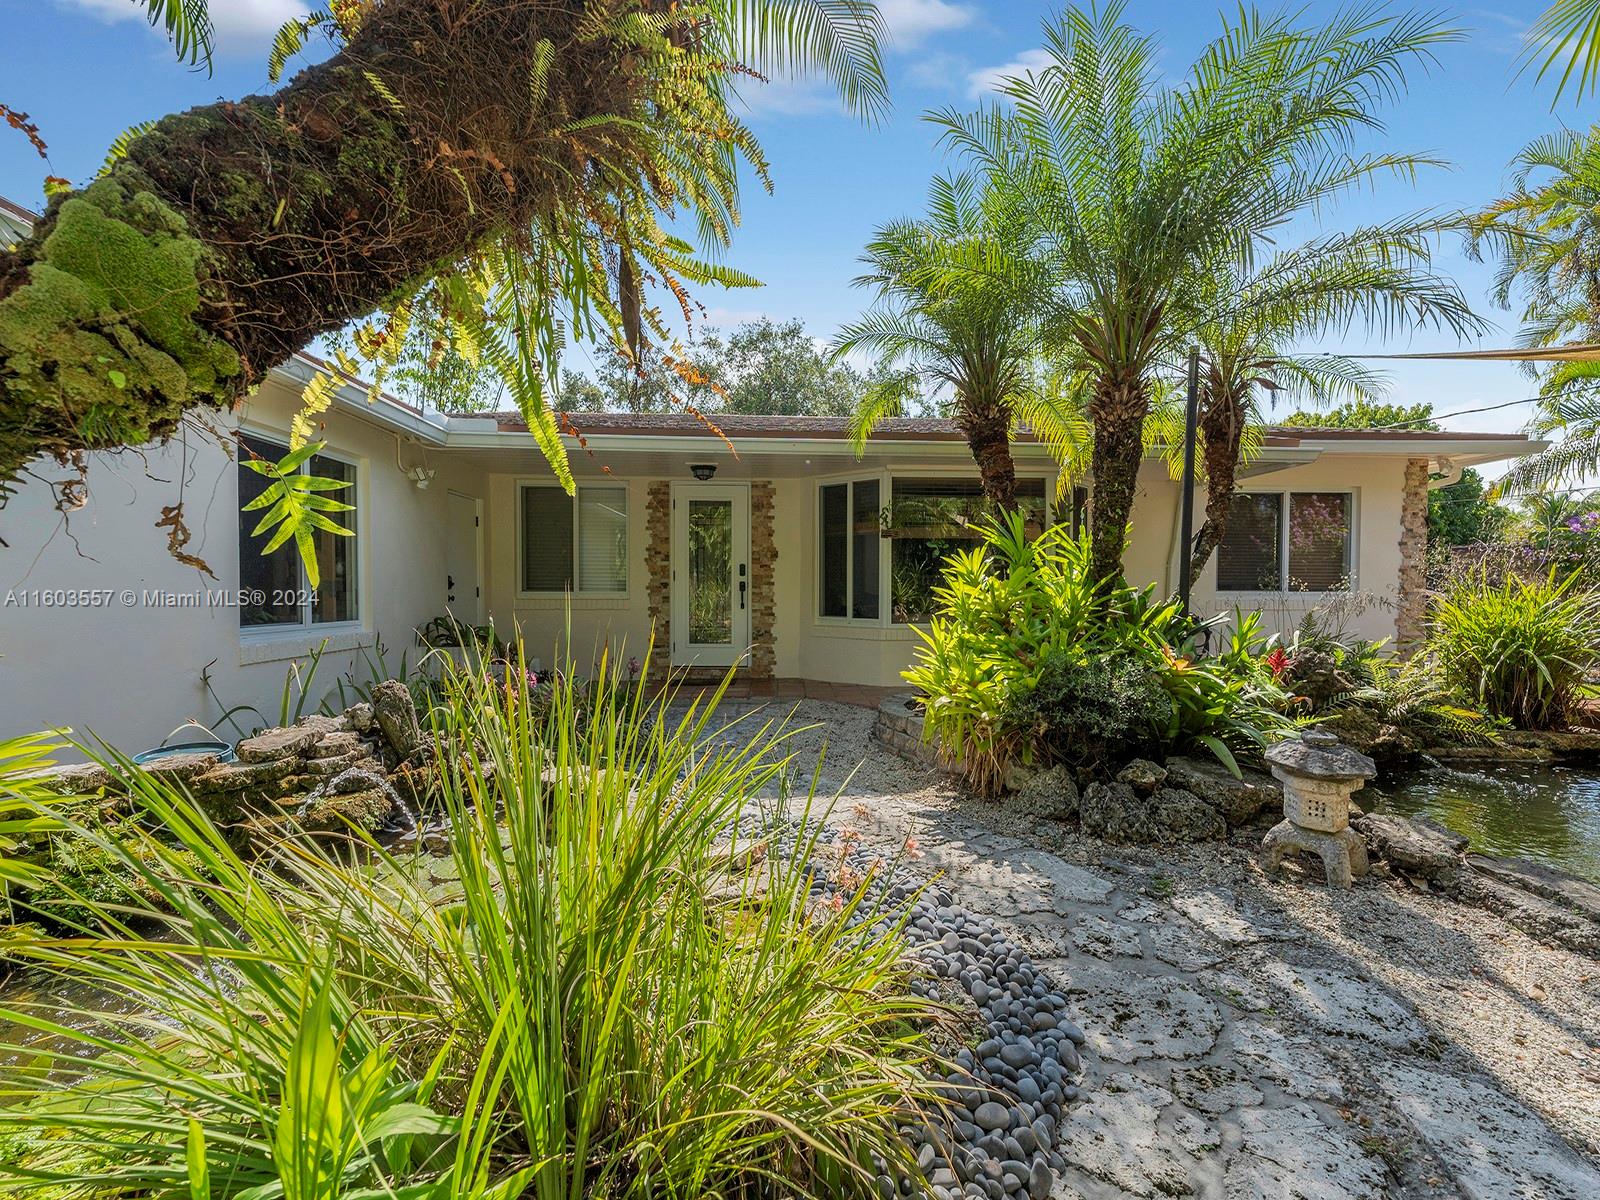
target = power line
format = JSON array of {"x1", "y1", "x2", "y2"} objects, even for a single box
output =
[{"x1": 1279, "y1": 380, "x2": 1600, "y2": 432}]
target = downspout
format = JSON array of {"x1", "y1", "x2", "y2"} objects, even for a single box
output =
[{"x1": 1427, "y1": 455, "x2": 1464, "y2": 489}]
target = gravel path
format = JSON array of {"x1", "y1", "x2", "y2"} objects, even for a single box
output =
[{"x1": 697, "y1": 698, "x2": 1600, "y2": 1200}]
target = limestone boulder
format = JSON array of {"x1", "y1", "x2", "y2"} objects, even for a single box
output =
[
  {"x1": 1116, "y1": 758, "x2": 1167, "y2": 794},
  {"x1": 372, "y1": 681, "x2": 424, "y2": 759},
  {"x1": 1354, "y1": 813, "x2": 1467, "y2": 877},
  {"x1": 1010, "y1": 763, "x2": 1080, "y2": 820},
  {"x1": 140, "y1": 750, "x2": 222, "y2": 784},
  {"x1": 1081, "y1": 782, "x2": 1226, "y2": 845},
  {"x1": 1321, "y1": 709, "x2": 1419, "y2": 767},
  {"x1": 1162, "y1": 757, "x2": 1281, "y2": 826},
  {"x1": 237, "y1": 725, "x2": 321, "y2": 763}
]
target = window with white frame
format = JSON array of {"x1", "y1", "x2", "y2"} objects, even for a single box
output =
[
  {"x1": 818, "y1": 474, "x2": 1049, "y2": 623},
  {"x1": 818, "y1": 478, "x2": 879, "y2": 619},
  {"x1": 238, "y1": 433, "x2": 360, "y2": 629},
  {"x1": 1216, "y1": 491, "x2": 1352, "y2": 592},
  {"x1": 520, "y1": 484, "x2": 628, "y2": 594}
]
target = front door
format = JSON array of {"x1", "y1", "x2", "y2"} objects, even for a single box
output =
[
  {"x1": 671, "y1": 483, "x2": 750, "y2": 668},
  {"x1": 445, "y1": 490, "x2": 483, "y2": 624}
]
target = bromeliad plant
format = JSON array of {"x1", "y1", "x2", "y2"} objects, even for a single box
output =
[
  {"x1": 0, "y1": 657, "x2": 943, "y2": 1198},
  {"x1": 904, "y1": 512, "x2": 1294, "y2": 794}
]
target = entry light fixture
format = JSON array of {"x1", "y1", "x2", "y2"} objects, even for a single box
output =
[{"x1": 689, "y1": 463, "x2": 717, "y2": 481}]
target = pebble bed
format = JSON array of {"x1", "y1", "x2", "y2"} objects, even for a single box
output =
[
  {"x1": 896, "y1": 885, "x2": 1081, "y2": 1200},
  {"x1": 786, "y1": 814, "x2": 1082, "y2": 1200}
]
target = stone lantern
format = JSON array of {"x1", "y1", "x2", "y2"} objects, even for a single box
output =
[{"x1": 1259, "y1": 729, "x2": 1376, "y2": 889}]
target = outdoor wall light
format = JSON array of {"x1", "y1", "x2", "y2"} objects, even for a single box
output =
[{"x1": 689, "y1": 463, "x2": 717, "y2": 481}]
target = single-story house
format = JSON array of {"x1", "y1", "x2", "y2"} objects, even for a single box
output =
[{"x1": 0, "y1": 344, "x2": 1541, "y2": 754}]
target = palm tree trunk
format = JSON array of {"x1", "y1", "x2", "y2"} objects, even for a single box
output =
[
  {"x1": 0, "y1": 0, "x2": 662, "y2": 487},
  {"x1": 957, "y1": 398, "x2": 1018, "y2": 510},
  {"x1": 1188, "y1": 384, "x2": 1247, "y2": 580},
  {"x1": 1087, "y1": 370, "x2": 1149, "y2": 582}
]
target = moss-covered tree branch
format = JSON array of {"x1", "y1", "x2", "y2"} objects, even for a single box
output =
[{"x1": 0, "y1": 0, "x2": 765, "y2": 487}]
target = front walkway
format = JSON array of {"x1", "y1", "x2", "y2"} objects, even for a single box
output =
[{"x1": 706, "y1": 698, "x2": 1600, "y2": 1200}]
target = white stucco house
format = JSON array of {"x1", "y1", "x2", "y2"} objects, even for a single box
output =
[{"x1": 0, "y1": 196, "x2": 1542, "y2": 754}]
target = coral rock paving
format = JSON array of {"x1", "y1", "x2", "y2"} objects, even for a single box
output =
[{"x1": 712, "y1": 699, "x2": 1600, "y2": 1200}]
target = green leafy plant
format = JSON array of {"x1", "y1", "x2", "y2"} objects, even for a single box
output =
[
  {"x1": 1428, "y1": 567, "x2": 1600, "y2": 729},
  {"x1": 0, "y1": 655, "x2": 942, "y2": 1198},
  {"x1": 905, "y1": 512, "x2": 1293, "y2": 793},
  {"x1": 239, "y1": 441, "x2": 353, "y2": 590}
]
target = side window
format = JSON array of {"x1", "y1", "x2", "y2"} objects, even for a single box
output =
[{"x1": 238, "y1": 435, "x2": 359, "y2": 629}]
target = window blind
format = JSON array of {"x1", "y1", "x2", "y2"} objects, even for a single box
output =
[
  {"x1": 851, "y1": 479, "x2": 880, "y2": 620},
  {"x1": 577, "y1": 487, "x2": 628, "y2": 593},
  {"x1": 522, "y1": 487, "x2": 574, "y2": 592},
  {"x1": 1217, "y1": 494, "x2": 1282, "y2": 591},
  {"x1": 1288, "y1": 493, "x2": 1351, "y2": 591},
  {"x1": 819, "y1": 483, "x2": 848, "y2": 617}
]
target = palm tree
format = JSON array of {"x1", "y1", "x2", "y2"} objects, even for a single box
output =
[
  {"x1": 835, "y1": 174, "x2": 1069, "y2": 509},
  {"x1": 1521, "y1": 1, "x2": 1600, "y2": 102},
  {"x1": 1469, "y1": 127, "x2": 1600, "y2": 494},
  {"x1": 1184, "y1": 224, "x2": 1483, "y2": 580},
  {"x1": 931, "y1": 4, "x2": 1459, "y2": 582}
]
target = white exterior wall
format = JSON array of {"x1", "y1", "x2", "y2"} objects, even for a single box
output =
[
  {"x1": 0, "y1": 377, "x2": 483, "y2": 754},
  {"x1": 481, "y1": 470, "x2": 656, "y2": 674}
]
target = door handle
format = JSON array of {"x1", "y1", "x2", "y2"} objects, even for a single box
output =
[{"x1": 739, "y1": 580, "x2": 747, "y2": 610}]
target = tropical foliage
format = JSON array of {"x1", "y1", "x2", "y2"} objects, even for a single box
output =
[
  {"x1": 920, "y1": 3, "x2": 1460, "y2": 582},
  {"x1": 0, "y1": 659, "x2": 942, "y2": 1198},
  {"x1": 0, "y1": 0, "x2": 889, "y2": 588},
  {"x1": 904, "y1": 513, "x2": 1295, "y2": 795},
  {"x1": 561, "y1": 317, "x2": 899, "y2": 417},
  {"x1": 837, "y1": 174, "x2": 1060, "y2": 509},
  {"x1": 1428, "y1": 567, "x2": 1600, "y2": 729}
]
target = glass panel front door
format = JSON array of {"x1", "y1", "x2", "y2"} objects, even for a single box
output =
[
  {"x1": 672, "y1": 484, "x2": 750, "y2": 667},
  {"x1": 688, "y1": 498, "x2": 733, "y2": 645}
]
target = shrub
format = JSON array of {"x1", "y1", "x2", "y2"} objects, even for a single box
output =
[
  {"x1": 1012, "y1": 657, "x2": 1169, "y2": 770},
  {"x1": 1428, "y1": 567, "x2": 1600, "y2": 729},
  {"x1": 905, "y1": 513, "x2": 1294, "y2": 793},
  {"x1": 0, "y1": 658, "x2": 942, "y2": 1198}
]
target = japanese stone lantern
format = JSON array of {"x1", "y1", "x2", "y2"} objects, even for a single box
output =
[{"x1": 1259, "y1": 729, "x2": 1376, "y2": 889}]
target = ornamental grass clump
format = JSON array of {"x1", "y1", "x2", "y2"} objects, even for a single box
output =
[
  {"x1": 0, "y1": 657, "x2": 942, "y2": 1199},
  {"x1": 1428, "y1": 568, "x2": 1600, "y2": 730}
]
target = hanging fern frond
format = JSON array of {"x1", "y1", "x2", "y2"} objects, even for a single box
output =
[
  {"x1": 268, "y1": 11, "x2": 332, "y2": 83},
  {"x1": 239, "y1": 440, "x2": 353, "y2": 589},
  {"x1": 138, "y1": 0, "x2": 216, "y2": 69},
  {"x1": 98, "y1": 121, "x2": 157, "y2": 177}
]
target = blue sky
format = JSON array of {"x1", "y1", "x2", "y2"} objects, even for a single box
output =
[{"x1": 0, "y1": 1, "x2": 1586, "y2": 472}]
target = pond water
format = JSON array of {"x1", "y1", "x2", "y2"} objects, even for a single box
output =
[{"x1": 1364, "y1": 761, "x2": 1600, "y2": 884}]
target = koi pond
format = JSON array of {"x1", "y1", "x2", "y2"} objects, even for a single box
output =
[{"x1": 1364, "y1": 760, "x2": 1600, "y2": 884}]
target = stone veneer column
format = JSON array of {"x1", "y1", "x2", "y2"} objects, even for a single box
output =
[
  {"x1": 1395, "y1": 456, "x2": 1430, "y2": 656},
  {"x1": 645, "y1": 481, "x2": 672, "y2": 678},
  {"x1": 748, "y1": 481, "x2": 777, "y2": 679}
]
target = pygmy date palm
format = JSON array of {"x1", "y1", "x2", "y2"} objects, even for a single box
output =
[
  {"x1": 933, "y1": 3, "x2": 1460, "y2": 582},
  {"x1": 1185, "y1": 220, "x2": 1483, "y2": 580},
  {"x1": 1469, "y1": 126, "x2": 1600, "y2": 495},
  {"x1": 835, "y1": 174, "x2": 1072, "y2": 510}
]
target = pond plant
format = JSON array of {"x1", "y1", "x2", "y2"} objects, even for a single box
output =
[
  {"x1": 1427, "y1": 567, "x2": 1600, "y2": 730},
  {"x1": 0, "y1": 660, "x2": 944, "y2": 1198}
]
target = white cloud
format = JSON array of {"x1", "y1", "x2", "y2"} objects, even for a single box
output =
[
  {"x1": 732, "y1": 75, "x2": 846, "y2": 119},
  {"x1": 875, "y1": 0, "x2": 974, "y2": 50},
  {"x1": 58, "y1": 0, "x2": 303, "y2": 54},
  {"x1": 966, "y1": 48, "x2": 1053, "y2": 98}
]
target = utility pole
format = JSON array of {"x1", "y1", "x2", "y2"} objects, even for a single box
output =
[{"x1": 1176, "y1": 346, "x2": 1200, "y2": 618}]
